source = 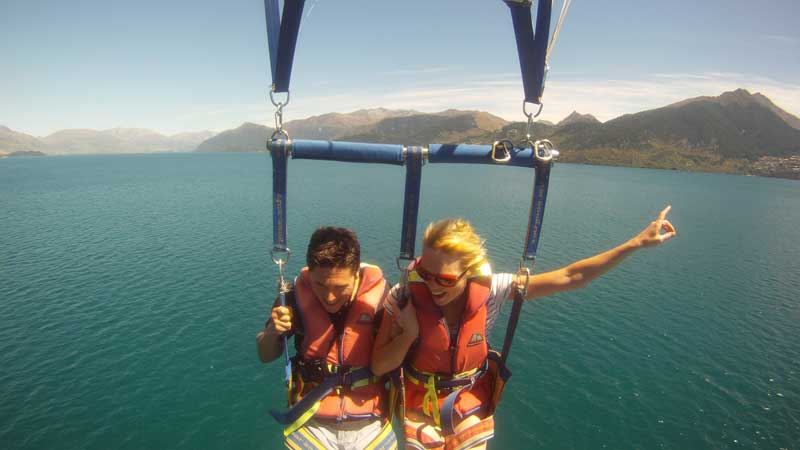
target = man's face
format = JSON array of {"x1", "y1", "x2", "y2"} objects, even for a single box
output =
[{"x1": 308, "y1": 266, "x2": 358, "y2": 313}]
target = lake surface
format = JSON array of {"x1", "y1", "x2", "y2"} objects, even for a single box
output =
[{"x1": 1, "y1": 153, "x2": 798, "y2": 449}]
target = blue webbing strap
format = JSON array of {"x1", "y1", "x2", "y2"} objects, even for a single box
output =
[
  {"x1": 399, "y1": 147, "x2": 424, "y2": 261},
  {"x1": 501, "y1": 159, "x2": 552, "y2": 364},
  {"x1": 265, "y1": 0, "x2": 280, "y2": 78},
  {"x1": 270, "y1": 138, "x2": 290, "y2": 252},
  {"x1": 440, "y1": 384, "x2": 471, "y2": 435},
  {"x1": 522, "y1": 161, "x2": 552, "y2": 260},
  {"x1": 269, "y1": 367, "x2": 374, "y2": 424},
  {"x1": 264, "y1": 0, "x2": 306, "y2": 93},
  {"x1": 505, "y1": 0, "x2": 552, "y2": 104}
]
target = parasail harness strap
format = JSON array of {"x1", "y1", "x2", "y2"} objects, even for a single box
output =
[
  {"x1": 501, "y1": 141, "x2": 554, "y2": 365},
  {"x1": 264, "y1": 0, "x2": 306, "y2": 93},
  {"x1": 497, "y1": 0, "x2": 560, "y2": 367},
  {"x1": 504, "y1": 0, "x2": 552, "y2": 105}
]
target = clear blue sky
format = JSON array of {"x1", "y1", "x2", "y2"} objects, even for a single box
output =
[{"x1": 2, "y1": 0, "x2": 799, "y2": 136}]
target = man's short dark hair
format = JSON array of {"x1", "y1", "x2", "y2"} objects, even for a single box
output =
[{"x1": 306, "y1": 227, "x2": 361, "y2": 273}]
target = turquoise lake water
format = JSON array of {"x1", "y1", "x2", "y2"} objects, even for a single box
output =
[{"x1": 1, "y1": 153, "x2": 798, "y2": 449}]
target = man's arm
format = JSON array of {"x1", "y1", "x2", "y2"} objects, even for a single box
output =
[
  {"x1": 256, "y1": 322, "x2": 287, "y2": 363},
  {"x1": 256, "y1": 291, "x2": 295, "y2": 363},
  {"x1": 521, "y1": 205, "x2": 677, "y2": 300}
]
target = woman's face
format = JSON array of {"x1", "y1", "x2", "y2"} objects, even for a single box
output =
[{"x1": 417, "y1": 246, "x2": 469, "y2": 307}]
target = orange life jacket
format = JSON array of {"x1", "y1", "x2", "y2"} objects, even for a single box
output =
[
  {"x1": 405, "y1": 265, "x2": 494, "y2": 425},
  {"x1": 292, "y1": 264, "x2": 387, "y2": 421}
]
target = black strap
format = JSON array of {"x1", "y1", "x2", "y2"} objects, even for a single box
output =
[{"x1": 501, "y1": 288, "x2": 526, "y2": 364}]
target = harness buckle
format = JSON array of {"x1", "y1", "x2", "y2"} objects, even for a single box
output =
[{"x1": 297, "y1": 358, "x2": 328, "y2": 383}]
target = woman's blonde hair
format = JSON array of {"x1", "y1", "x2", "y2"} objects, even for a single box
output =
[{"x1": 423, "y1": 218, "x2": 487, "y2": 270}]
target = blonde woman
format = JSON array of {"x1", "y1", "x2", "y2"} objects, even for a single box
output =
[{"x1": 372, "y1": 207, "x2": 676, "y2": 450}]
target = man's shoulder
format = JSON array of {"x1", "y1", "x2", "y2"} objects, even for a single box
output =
[{"x1": 359, "y1": 263, "x2": 386, "y2": 280}]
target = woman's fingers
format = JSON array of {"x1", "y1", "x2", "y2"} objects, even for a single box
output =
[
  {"x1": 655, "y1": 219, "x2": 676, "y2": 244},
  {"x1": 658, "y1": 205, "x2": 671, "y2": 221}
]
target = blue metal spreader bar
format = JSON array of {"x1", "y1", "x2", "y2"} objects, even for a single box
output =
[
  {"x1": 428, "y1": 144, "x2": 534, "y2": 167},
  {"x1": 289, "y1": 139, "x2": 538, "y2": 168},
  {"x1": 289, "y1": 140, "x2": 405, "y2": 165}
]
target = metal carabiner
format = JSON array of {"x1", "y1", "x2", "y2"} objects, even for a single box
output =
[
  {"x1": 491, "y1": 139, "x2": 513, "y2": 163},
  {"x1": 271, "y1": 247, "x2": 292, "y2": 266},
  {"x1": 269, "y1": 89, "x2": 290, "y2": 108},
  {"x1": 267, "y1": 129, "x2": 291, "y2": 155},
  {"x1": 269, "y1": 88, "x2": 290, "y2": 139},
  {"x1": 395, "y1": 257, "x2": 415, "y2": 309},
  {"x1": 274, "y1": 105, "x2": 284, "y2": 131},
  {"x1": 532, "y1": 139, "x2": 557, "y2": 163},
  {"x1": 515, "y1": 261, "x2": 532, "y2": 298},
  {"x1": 270, "y1": 128, "x2": 290, "y2": 142},
  {"x1": 522, "y1": 101, "x2": 543, "y2": 120},
  {"x1": 523, "y1": 101, "x2": 544, "y2": 140}
]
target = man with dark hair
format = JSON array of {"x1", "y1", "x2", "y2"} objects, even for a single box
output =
[{"x1": 257, "y1": 226, "x2": 396, "y2": 450}]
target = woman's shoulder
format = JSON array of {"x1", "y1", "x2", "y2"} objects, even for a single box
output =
[{"x1": 491, "y1": 272, "x2": 516, "y2": 297}]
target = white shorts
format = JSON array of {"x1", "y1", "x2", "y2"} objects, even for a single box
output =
[{"x1": 284, "y1": 417, "x2": 397, "y2": 450}]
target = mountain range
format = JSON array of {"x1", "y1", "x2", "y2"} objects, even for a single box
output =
[
  {"x1": 193, "y1": 109, "x2": 508, "y2": 152},
  {"x1": 193, "y1": 89, "x2": 800, "y2": 179},
  {"x1": 0, "y1": 127, "x2": 214, "y2": 156},
  {"x1": 2, "y1": 89, "x2": 798, "y2": 179}
]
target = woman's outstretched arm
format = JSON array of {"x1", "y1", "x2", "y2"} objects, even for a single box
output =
[{"x1": 520, "y1": 205, "x2": 677, "y2": 300}]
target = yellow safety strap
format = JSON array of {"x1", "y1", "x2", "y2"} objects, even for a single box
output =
[
  {"x1": 364, "y1": 420, "x2": 397, "y2": 450},
  {"x1": 421, "y1": 375, "x2": 441, "y2": 427},
  {"x1": 407, "y1": 367, "x2": 479, "y2": 384},
  {"x1": 283, "y1": 400, "x2": 322, "y2": 437},
  {"x1": 283, "y1": 366, "x2": 378, "y2": 437},
  {"x1": 408, "y1": 365, "x2": 481, "y2": 429}
]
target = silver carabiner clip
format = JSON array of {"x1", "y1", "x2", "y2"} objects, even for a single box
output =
[
  {"x1": 533, "y1": 139, "x2": 558, "y2": 163},
  {"x1": 269, "y1": 89, "x2": 290, "y2": 108},
  {"x1": 515, "y1": 261, "x2": 531, "y2": 298},
  {"x1": 522, "y1": 101, "x2": 543, "y2": 120},
  {"x1": 270, "y1": 247, "x2": 292, "y2": 266},
  {"x1": 270, "y1": 128, "x2": 291, "y2": 141},
  {"x1": 491, "y1": 139, "x2": 513, "y2": 163}
]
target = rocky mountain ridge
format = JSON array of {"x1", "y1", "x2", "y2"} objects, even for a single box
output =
[{"x1": 3, "y1": 90, "x2": 798, "y2": 179}]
